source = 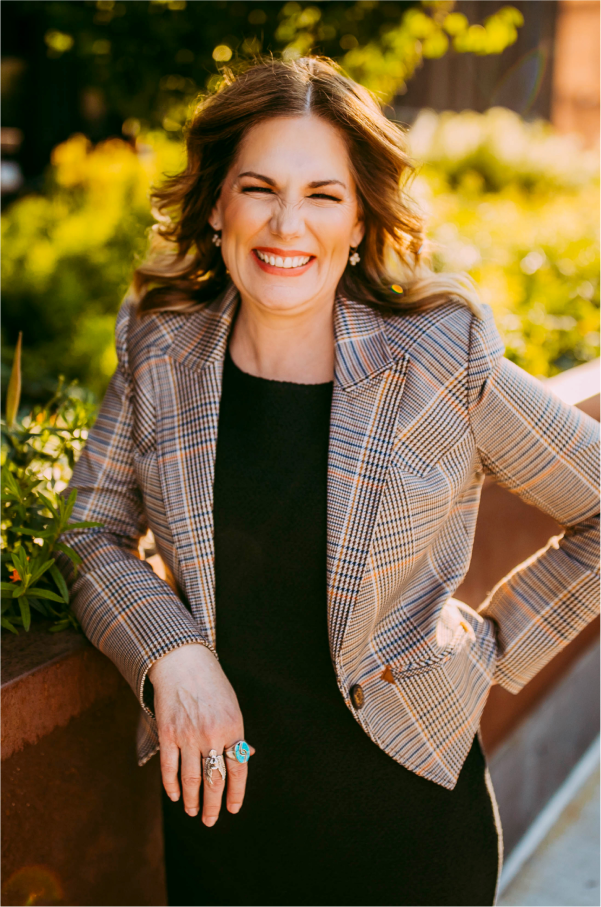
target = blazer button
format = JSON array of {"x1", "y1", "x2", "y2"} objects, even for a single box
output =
[{"x1": 350, "y1": 684, "x2": 365, "y2": 710}]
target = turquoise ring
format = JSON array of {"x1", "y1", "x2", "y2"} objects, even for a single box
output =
[{"x1": 225, "y1": 740, "x2": 251, "y2": 764}]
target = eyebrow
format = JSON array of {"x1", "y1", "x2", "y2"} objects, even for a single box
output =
[{"x1": 237, "y1": 171, "x2": 347, "y2": 190}]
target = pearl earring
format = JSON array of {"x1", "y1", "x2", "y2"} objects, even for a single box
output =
[
  {"x1": 349, "y1": 247, "x2": 360, "y2": 266},
  {"x1": 212, "y1": 231, "x2": 222, "y2": 247}
]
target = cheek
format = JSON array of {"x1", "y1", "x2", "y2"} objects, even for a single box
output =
[
  {"x1": 224, "y1": 198, "x2": 267, "y2": 237},
  {"x1": 311, "y1": 206, "x2": 358, "y2": 244}
]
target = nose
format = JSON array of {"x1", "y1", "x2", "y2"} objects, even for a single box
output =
[{"x1": 269, "y1": 197, "x2": 305, "y2": 242}]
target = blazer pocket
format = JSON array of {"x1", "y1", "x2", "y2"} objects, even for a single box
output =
[
  {"x1": 388, "y1": 599, "x2": 498, "y2": 682},
  {"x1": 390, "y1": 424, "x2": 472, "y2": 478}
]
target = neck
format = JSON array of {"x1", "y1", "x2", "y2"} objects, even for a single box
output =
[{"x1": 228, "y1": 295, "x2": 336, "y2": 383}]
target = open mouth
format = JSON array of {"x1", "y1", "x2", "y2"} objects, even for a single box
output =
[{"x1": 252, "y1": 249, "x2": 315, "y2": 272}]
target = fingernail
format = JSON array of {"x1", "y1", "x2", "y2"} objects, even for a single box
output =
[
  {"x1": 186, "y1": 808, "x2": 199, "y2": 817},
  {"x1": 229, "y1": 804, "x2": 241, "y2": 814},
  {"x1": 169, "y1": 793, "x2": 180, "y2": 802},
  {"x1": 204, "y1": 817, "x2": 217, "y2": 827}
]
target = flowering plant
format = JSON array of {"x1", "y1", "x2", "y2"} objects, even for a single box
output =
[{"x1": 1, "y1": 335, "x2": 99, "y2": 633}]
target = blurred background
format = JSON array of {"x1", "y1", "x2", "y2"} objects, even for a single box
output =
[
  {"x1": 1, "y1": 0, "x2": 599, "y2": 408},
  {"x1": 1, "y1": 3, "x2": 599, "y2": 906}
]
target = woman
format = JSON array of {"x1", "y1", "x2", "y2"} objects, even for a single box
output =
[{"x1": 58, "y1": 56, "x2": 599, "y2": 907}]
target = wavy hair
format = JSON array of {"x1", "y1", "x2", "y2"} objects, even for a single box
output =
[{"x1": 133, "y1": 55, "x2": 481, "y2": 318}]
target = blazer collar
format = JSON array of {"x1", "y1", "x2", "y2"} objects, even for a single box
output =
[
  {"x1": 165, "y1": 279, "x2": 394, "y2": 389},
  {"x1": 332, "y1": 292, "x2": 393, "y2": 390}
]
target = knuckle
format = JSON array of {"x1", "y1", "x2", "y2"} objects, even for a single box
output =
[
  {"x1": 181, "y1": 773, "x2": 202, "y2": 785},
  {"x1": 206, "y1": 777, "x2": 225, "y2": 791},
  {"x1": 159, "y1": 724, "x2": 178, "y2": 744}
]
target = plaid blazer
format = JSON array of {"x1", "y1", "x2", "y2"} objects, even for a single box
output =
[{"x1": 58, "y1": 281, "x2": 600, "y2": 789}]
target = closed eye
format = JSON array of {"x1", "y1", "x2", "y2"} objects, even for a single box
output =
[
  {"x1": 241, "y1": 186, "x2": 274, "y2": 194},
  {"x1": 310, "y1": 193, "x2": 342, "y2": 202}
]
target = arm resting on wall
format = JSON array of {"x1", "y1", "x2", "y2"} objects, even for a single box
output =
[{"x1": 55, "y1": 300, "x2": 214, "y2": 716}]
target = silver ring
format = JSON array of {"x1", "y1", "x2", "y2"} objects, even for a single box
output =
[
  {"x1": 204, "y1": 749, "x2": 226, "y2": 786},
  {"x1": 224, "y1": 740, "x2": 251, "y2": 764}
]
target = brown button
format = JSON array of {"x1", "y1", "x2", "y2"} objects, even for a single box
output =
[{"x1": 350, "y1": 684, "x2": 365, "y2": 709}]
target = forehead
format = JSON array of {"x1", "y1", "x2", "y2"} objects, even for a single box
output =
[{"x1": 232, "y1": 115, "x2": 353, "y2": 183}]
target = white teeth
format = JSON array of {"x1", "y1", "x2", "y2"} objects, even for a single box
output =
[{"x1": 256, "y1": 250, "x2": 311, "y2": 268}]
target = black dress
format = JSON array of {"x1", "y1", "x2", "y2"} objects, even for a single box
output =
[{"x1": 161, "y1": 348, "x2": 500, "y2": 907}]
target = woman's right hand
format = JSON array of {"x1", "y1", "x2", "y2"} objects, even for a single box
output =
[{"x1": 148, "y1": 643, "x2": 254, "y2": 825}]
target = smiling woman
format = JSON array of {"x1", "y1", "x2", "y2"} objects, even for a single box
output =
[
  {"x1": 57, "y1": 55, "x2": 600, "y2": 907},
  {"x1": 132, "y1": 55, "x2": 480, "y2": 322}
]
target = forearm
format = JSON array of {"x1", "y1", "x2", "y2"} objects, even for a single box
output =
[
  {"x1": 479, "y1": 513, "x2": 600, "y2": 692},
  {"x1": 55, "y1": 531, "x2": 214, "y2": 714}
]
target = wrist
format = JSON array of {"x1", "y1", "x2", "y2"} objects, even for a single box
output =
[{"x1": 147, "y1": 642, "x2": 209, "y2": 683}]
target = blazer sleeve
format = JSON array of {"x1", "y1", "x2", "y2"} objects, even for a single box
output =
[
  {"x1": 55, "y1": 297, "x2": 215, "y2": 716},
  {"x1": 467, "y1": 304, "x2": 600, "y2": 694}
]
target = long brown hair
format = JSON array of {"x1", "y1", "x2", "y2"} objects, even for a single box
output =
[{"x1": 133, "y1": 55, "x2": 481, "y2": 318}]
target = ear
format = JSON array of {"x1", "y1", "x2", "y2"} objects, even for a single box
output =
[
  {"x1": 351, "y1": 217, "x2": 365, "y2": 248},
  {"x1": 208, "y1": 199, "x2": 223, "y2": 232}
]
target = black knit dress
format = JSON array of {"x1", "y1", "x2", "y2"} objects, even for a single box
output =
[{"x1": 161, "y1": 348, "x2": 500, "y2": 907}]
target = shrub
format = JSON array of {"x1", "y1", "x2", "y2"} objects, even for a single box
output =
[
  {"x1": 409, "y1": 108, "x2": 600, "y2": 376},
  {"x1": 1, "y1": 131, "x2": 184, "y2": 404},
  {"x1": 1, "y1": 339, "x2": 99, "y2": 633}
]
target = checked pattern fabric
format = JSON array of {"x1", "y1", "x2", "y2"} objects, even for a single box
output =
[{"x1": 56, "y1": 281, "x2": 600, "y2": 789}]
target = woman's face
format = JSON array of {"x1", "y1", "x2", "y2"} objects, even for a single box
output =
[{"x1": 209, "y1": 115, "x2": 365, "y2": 317}]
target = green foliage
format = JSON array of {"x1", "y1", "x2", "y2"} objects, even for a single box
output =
[
  {"x1": 1, "y1": 369, "x2": 99, "y2": 634},
  {"x1": 1, "y1": 131, "x2": 184, "y2": 403},
  {"x1": 407, "y1": 108, "x2": 600, "y2": 377},
  {"x1": 2, "y1": 1, "x2": 522, "y2": 146}
]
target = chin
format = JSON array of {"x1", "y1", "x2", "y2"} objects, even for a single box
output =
[{"x1": 245, "y1": 280, "x2": 322, "y2": 313}]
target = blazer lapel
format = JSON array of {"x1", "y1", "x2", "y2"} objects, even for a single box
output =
[
  {"x1": 151, "y1": 282, "x2": 408, "y2": 659},
  {"x1": 328, "y1": 297, "x2": 409, "y2": 664},
  {"x1": 152, "y1": 282, "x2": 239, "y2": 648}
]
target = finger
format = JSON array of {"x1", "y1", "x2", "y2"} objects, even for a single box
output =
[
  {"x1": 160, "y1": 741, "x2": 181, "y2": 802},
  {"x1": 202, "y1": 748, "x2": 226, "y2": 827},
  {"x1": 226, "y1": 759, "x2": 249, "y2": 814},
  {"x1": 181, "y1": 745, "x2": 203, "y2": 817}
]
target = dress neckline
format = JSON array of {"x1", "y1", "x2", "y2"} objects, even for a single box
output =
[{"x1": 225, "y1": 347, "x2": 333, "y2": 389}]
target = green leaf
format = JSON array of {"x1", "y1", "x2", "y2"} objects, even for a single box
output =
[
  {"x1": 37, "y1": 492, "x2": 59, "y2": 519},
  {"x1": 13, "y1": 547, "x2": 29, "y2": 572},
  {"x1": 27, "y1": 558, "x2": 55, "y2": 586},
  {"x1": 54, "y1": 542, "x2": 82, "y2": 566},
  {"x1": 1, "y1": 617, "x2": 18, "y2": 634},
  {"x1": 64, "y1": 488, "x2": 78, "y2": 521},
  {"x1": 19, "y1": 597, "x2": 31, "y2": 632},
  {"x1": 28, "y1": 597, "x2": 49, "y2": 616},
  {"x1": 5, "y1": 332, "x2": 22, "y2": 428},
  {"x1": 17, "y1": 528, "x2": 56, "y2": 539},
  {"x1": 26, "y1": 587, "x2": 66, "y2": 603},
  {"x1": 49, "y1": 620, "x2": 70, "y2": 632},
  {"x1": 49, "y1": 563, "x2": 70, "y2": 604},
  {"x1": 0, "y1": 582, "x2": 17, "y2": 592}
]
